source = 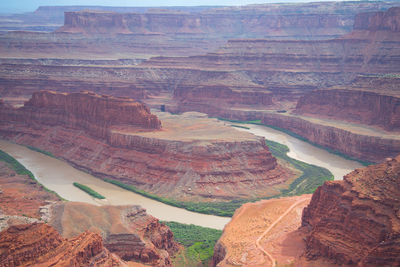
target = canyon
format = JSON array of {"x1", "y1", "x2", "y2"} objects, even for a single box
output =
[
  {"x1": 0, "y1": 90, "x2": 295, "y2": 201},
  {"x1": 1, "y1": 1, "x2": 400, "y2": 266},
  {"x1": 0, "y1": 5, "x2": 399, "y2": 163}
]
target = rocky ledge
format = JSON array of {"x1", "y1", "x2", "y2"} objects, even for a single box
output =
[
  {"x1": 0, "y1": 223, "x2": 120, "y2": 266},
  {"x1": 302, "y1": 155, "x2": 400, "y2": 266}
]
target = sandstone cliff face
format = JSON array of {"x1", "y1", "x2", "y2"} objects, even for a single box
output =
[
  {"x1": 58, "y1": 10, "x2": 355, "y2": 37},
  {"x1": 302, "y1": 155, "x2": 400, "y2": 266},
  {"x1": 0, "y1": 223, "x2": 119, "y2": 266},
  {"x1": 50, "y1": 203, "x2": 178, "y2": 267},
  {"x1": 261, "y1": 112, "x2": 400, "y2": 163},
  {"x1": 56, "y1": 2, "x2": 398, "y2": 39},
  {"x1": 354, "y1": 7, "x2": 400, "y2": 32},
  {"x1": 19, "y1": 90, "x2": 161, "y2": 139},
  {"x1": 295, "y1": 89, "x2": 400, "y2": 131},
  {"x1": 174, "y1": 85, "x2": 274, "y2": 108}
]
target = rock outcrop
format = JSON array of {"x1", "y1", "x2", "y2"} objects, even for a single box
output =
[
  {"x1": 0, "y1": 91, "x2": 293, "y2": 201},
  {"x1": 295, "y1": 89, "x2": 400, "y2": 131},
  {"x1": 0, "y1": 223, "x2": 119, "y2": 266},
  {"x1": 353, "y1": 7, "x2": 400, "y2": 32},
  {"x1": 50, "y1": 202, "x2": 178, "y2": 267},
  {"x1": 302, "y1": 155, "x2": 400, "y2": 266},
  {"x1": 16, "y1": 90, "x2": 161, "y2": 139}
]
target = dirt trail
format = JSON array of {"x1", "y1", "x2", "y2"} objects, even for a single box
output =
[{"x1": 256, "y1": 197, "x2": 309, "y2": 267}]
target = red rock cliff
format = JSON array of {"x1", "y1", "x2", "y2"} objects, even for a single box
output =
[
  {"x1": 295, "y1": 89, "x2": 400, "y2": 131},
  {"x1": 0, "y1": 223, "x2": 119, "y2": 266},
  {"x1": 18, "y1": 90, "x2": 161, "y2": 139},
  {"x1": 302, "y1": 155, "x2": 400, "y2": 266},
  {"x1": 57, "y1": 8, "x2": 356, "y2": 37},
  {"x1": 354, "y1": 7, "x2": 400, "y2": 32}
]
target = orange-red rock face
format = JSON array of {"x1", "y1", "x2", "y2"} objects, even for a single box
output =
[
  {"x1": 295, "y1": 89, "x2": 400, "y2": 131},
  {"x1": 0, "y1": 223, "x2": 119, "y2": 267},
  {"x1": 302, "y1": 155, "x2": 400, "y2": 266},
  {"x1": 18, "y1": 90, "x2": 161, "y2": 139}
]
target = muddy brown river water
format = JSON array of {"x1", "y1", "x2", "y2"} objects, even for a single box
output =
[{"x1": 237, "y1": 124, "x2": 363, "y2": 180}]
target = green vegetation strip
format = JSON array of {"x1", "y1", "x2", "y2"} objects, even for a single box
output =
[
  {"x1": 103, "y1": 178, "x2": 236, "y2": 216},
  {"x1": 73, "y1": 182, "x2": 105, "y2": 199},
  {"x1": 265, "y1": 139, "x2": 333, "y2": 195},
  {"x1": 0, "y1": 149, "x2": 64, "y2": 200},
  {"x1": 163, "y1": 221, "x2": 222, "y2": 266}
]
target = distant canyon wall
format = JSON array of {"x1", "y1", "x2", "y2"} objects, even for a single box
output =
[{"x1": 295, "y1": 89, "x2": 400, "y2": 131}]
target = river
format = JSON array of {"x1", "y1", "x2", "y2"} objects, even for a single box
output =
[
  {"x1": 0, "y1": 125, "x2": 362, "y2": 230},
  {"x1": 236, "y1": 124, "x2": 363, "y2": 180},
  {"x1": 0, "y1": 140, "x2": 230, "y2": 230}
]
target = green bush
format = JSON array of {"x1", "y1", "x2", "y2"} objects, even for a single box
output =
[
  {"x1": 163, "y1": 221, "x2": 222, "y2": 266},
  {"x1": 73, "y1": 182, "x2": 105, "y2": 199}
]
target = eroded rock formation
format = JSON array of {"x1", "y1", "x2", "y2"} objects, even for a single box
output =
[
  {"x1": 16, "y1": 90, "x2": 161, "y2": 139},
  {"x1": 0, "y1": 223, "x2": 119, "y2": 266},
  {"x1": 302, "y1": 155, "x2": 400, "y2": 266},
  {"x1": 50, "y1": 202, "x2": 178, "y2": 267}
]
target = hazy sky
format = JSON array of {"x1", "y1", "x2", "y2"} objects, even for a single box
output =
[{"x1": 1, "y1": 0, "x2": 348, "y2": 13}]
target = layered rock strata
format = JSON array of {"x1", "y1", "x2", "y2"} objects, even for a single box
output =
[
  {"x1": 0, "y1": 223, "x2": 119, "y2": 266},
  {"x1": 56, "y1": 2, "x2": 397, "y2": 39},
  {"x1": 295, "y1": 89, "x2": 400, "y2": 131},
  {"x1": 15, "y1": 90, "x2": 161, "y2": 139},
  {"x1": 0, "y1": 91, "x2": 292, "y2": 201},
  {"x1": 50, "y1": 202, "x2": 178, "y2": 267},
  {"x1": 302, "y1": 155, "x2": 400, "y2": 266}
]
